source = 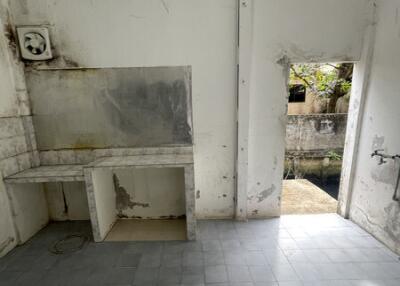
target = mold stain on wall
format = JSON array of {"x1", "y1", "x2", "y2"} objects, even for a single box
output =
[
  {"x1": 26, "y1": 66, "x2": 193, "y2": 150},
  {"x1": 113, "y1": 174, "x2": 149, "y2": 218},
  {"x1": 99, "y1": 76, "x2": 192, "y2": 145}
]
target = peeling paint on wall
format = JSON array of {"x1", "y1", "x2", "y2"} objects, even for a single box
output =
[
  {"x1": 112, "y1": 168, "x2": 185, "y2": 219},
  {"x1": 113, "y1": 174, "x2": 149, "y2": 217},
  {"x1": 370, "y1": 163, "x2": 398, "y2": 188},
  {"x1": 256, "y1": 185, "x2": 276, "y2": 203},
  {"x1": 371, "y1": 135, "x2": 385, "y2": 151}
]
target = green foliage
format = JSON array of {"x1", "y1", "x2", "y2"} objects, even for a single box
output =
[
  {"x1": 290, "y1": 63, "x2": 352, "y2": 99},
  {"x1": 327, "y1": 150, "x2": 342, "y2": 161}
]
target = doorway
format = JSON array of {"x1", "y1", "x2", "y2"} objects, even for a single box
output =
[{"x1": 281, "y1": 62, "x2": 354, "y2": 215}]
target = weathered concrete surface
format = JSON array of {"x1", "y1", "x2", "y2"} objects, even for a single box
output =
[
  {"x1": 113, "y1": 168, "x2": 185, "y2": 219},
  {"x1": 242, "y1": 0, "x2": 372, "y2": 218},
  {"x1": 348, "y1": 0, "x2": 400, "y2": 255},
  {"x1": 88, "y1": 168, "x2": 116, "y2": 242},
  {"x1": 37, "y1": 147, "x2": 191, "y2": 222},
  {"x1": 85, "y1": 153, "x2": 196, "y2": 241},
  {"x1": 0, "y1": 1, "x2": 42, "y2": 257},
  {"x1": 26, "y1": 66, "x2": 192, "y2": 150},
  {"x1": 4, "y1": 165, "x2": 84, "y2": 183},
  {"x1": 281, "y1": 179, "x2": 338, "y2": 215},
  {"x1": 6, "y1": 183, "x2": 49, "y2": 244},
  {"x1": 10, "y1": 0, "x2": 238, "y2": 219},
  {"x1": 286, "y1": 114, "x2": 347, "y2": 154},
  {"x1": 284, "y1": 158, "x2": 343, "y2": 179}
]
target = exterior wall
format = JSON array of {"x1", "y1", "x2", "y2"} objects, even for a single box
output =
[
  {"x1": 10, "y1": 0, "x2": 238, "y2": 219},
  {"x1": 288, "y1": 92, "x2": 350, "y2": 115},
  {"x1": 287, "y1": 79, "x2": 327, "y2": 115},
  {"x1": 0, "y1": 0, "x2": 46, "y2": 257},
  {"x1": 285, "y1": 114, "x2": 347, "y2": 179},
  {"x1": 287, "y1": 92, "x2": 324, "y2": 115},
  {"x1": 244, "y1": 0, "x2": 371, "y2": 217},
  {"x1": 286, "y1": 114, "x2": 347, "y2": 154},
  {"x1": 348, "y1": 0, "x2": 400, "y2": 254}
]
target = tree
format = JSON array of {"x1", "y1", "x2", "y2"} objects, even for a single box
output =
[{"x1": 289, "y1": 63, "x2": 353, "y2": 113}]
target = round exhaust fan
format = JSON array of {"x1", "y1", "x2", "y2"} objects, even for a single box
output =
[
  {"x1": 24, "y1": 32, "x2": 47, "y2": 55},
  {"x1": 17, "y1": 26, "x2": 53, "y2": 61}
]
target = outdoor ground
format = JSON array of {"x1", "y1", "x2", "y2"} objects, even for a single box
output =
[{"x1": 281, "y1": 179, "x2": 338, "y2": 215}]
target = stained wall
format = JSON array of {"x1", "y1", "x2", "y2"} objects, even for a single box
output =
[
  {"x1": 347, "y1": 0, "x2": 400, "y2": 254},
  {"x1": 0, "y1": 0, "x2": 47, "y2": 257},
  {"x1": 244, "y1": 0, "x2": 372, "y2": 217},
  {"x1": 10, "y1": 0, "x2": 238, "y2": 219}
]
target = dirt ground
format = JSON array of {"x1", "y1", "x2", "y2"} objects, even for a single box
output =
[{"x1": 281, "y1": 179, "x2": 338, "y2": 215}]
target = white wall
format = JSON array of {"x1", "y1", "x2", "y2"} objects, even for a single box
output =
[
  {"x1": 114, "y1": 168, "x2": 185, "y2": 219},
  {"x1": 45, "y1": 182, "x2": 90, "y2": 221},
  {"x1": 0, "y1": 0, "x2": 44, "y2": 257},
  {"x1": 7, "y1": 183, "x2": 48, "y2": 243},
  {"x1": 91, "y1": 169, "x2": 117, "y2": 240},
  {"x1": 244, "y1": 0, "x2": 372, "y2": 217},
  {"x1": 0, "y1": 16, "x2": 19, "y2": 252},
  {"x1": 9, "y1": 0, "x2": 374, "y2": 220},
  {"x1": 348, "y1": 0, "x2": 400, "y2": 254},
  {"x1": 10, "y1": 0, "x2": 238, "y2": 219},
  {"x1": 0, "y1": 178, "x2": 16, "y2": 256}
]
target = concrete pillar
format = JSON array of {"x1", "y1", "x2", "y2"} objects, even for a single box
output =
[{"x1": 236, "y1": 0, "x2": 253, "y2": 220}]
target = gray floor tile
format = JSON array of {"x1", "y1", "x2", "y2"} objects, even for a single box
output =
[
  {"x1": 182, "y1": 273, "x2": 204, "y2": 284},
  {"x1": 133, "y1": 266, "x2": 159, "y2": 284},
  {"x1": 204, "y1": 252, "x2": 225, "y2": 265},
  {"x1": 116, "y1": 253, "x2": 142, "y2": 268},
  {"x1": 205, "y1": 265, "x2": 228, "y2": 283},
  {"x1": 0, "y1": 217, "x2": 399, "y2": 286},
  {"x1": 162, "y1": 253, "x2": 182, "y2": 267},
  {"x1": 226, "y1": 265, "x2": 251, "y2": 282},
  {"x1": 249, "y1": 265, "x2": 276, "y2": 283}
]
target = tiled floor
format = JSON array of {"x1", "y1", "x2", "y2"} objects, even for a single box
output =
[{"x1": 0, "y1": 214, "x2": 399, "y2": 286}]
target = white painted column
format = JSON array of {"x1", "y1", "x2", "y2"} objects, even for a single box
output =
[
  {"x1": 236, "y1": 0, "x2": 253, "y2": 220},
  {"x1": 84, "y1": 168, "x2": 116, "y2": 242}
]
